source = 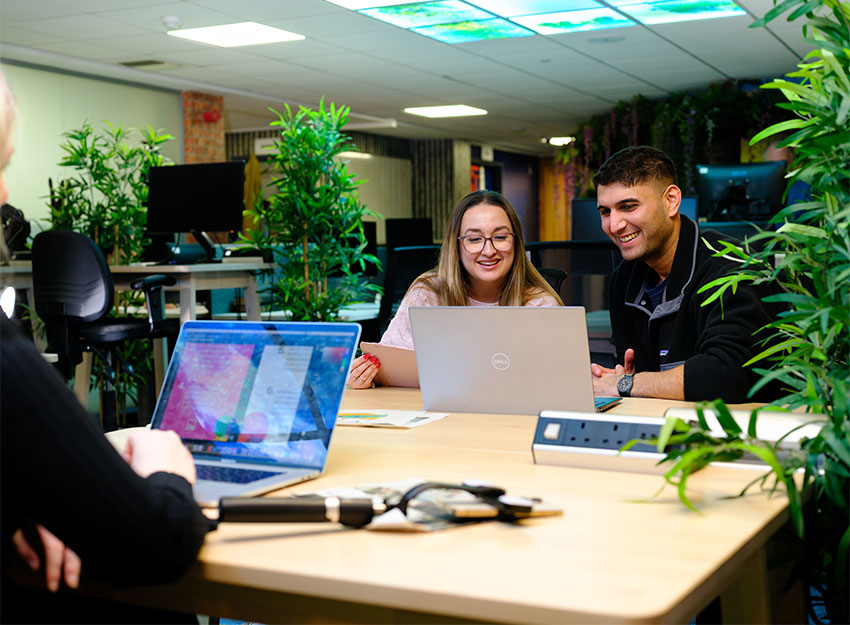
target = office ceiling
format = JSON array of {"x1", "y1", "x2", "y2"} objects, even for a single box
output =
[{"x1": 0, "y1": 0, "x2": 809, "y2": 155}]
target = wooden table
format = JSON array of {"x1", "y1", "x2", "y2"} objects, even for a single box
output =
[{"x1": 92, "y1": 389, "x2": 792, "y2": 624}]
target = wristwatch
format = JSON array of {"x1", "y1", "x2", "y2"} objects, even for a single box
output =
[{"x1": 617, "y1": 373, "x2": 635, "y2": 398}]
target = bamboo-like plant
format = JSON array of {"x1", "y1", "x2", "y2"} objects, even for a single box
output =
[
  {"x1": 49, "y1": 121, "x2": 174, "y2": 424},
  {"x1": 641, "y1": 0, "x2": 849, "y2": 620},
  {"x1": 239, "y1": 100, "x2": 380, "y2": 321},
  {"x1": 50, "y1": 121, "x2": 173, "y2": 263}
]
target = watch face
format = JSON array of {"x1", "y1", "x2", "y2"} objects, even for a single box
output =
[{"x1": 617, "y1": 375, "x2": 632, "y2": 396}]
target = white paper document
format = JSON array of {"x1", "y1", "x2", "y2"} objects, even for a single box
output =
[{"x1": 336, "y1": 409, "x2": 448, "y2": 429}]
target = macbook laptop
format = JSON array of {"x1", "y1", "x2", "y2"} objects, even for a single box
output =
[
  {"x1": 409, "y1": 306, "x2": 620, "y2": 415},
  {"x1": 150, "y1": 319, "x2": 360, "y2": 506}
]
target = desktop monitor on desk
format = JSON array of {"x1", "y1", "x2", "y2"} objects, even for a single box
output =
[
  {"x1": 145, "y1": 161, "x2": 245, "y2": 263},
  {"x1": 571, "y1": 196, "x2": 697, "y2": 241},
  {"x1": 696, "y1": 161, "x2": 785, "y2": 222}
]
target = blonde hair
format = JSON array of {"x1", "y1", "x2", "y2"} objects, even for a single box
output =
[
  {"x1": 413, "y1": 190, "x2": 562, "y2": 306},
  {"x1": 0, "y1": 71, "x2": 17, "y2": 265}
]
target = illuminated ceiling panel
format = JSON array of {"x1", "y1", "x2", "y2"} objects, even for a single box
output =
[
  {"x1": 325, "y1": 0, "x2": 749, "y2": 42},
  {"x1": 512, "y1": 8, "x2": 636, "y2": 34},
  {"x1": 411, "y1": 17, "x2": 534, "y2": 42},
  {"x1": 615, "y1": 0, "x2": 746, "y2": 25},
  {"x1": 359, "y1": 1, "x2": 495, "y2": 28}
]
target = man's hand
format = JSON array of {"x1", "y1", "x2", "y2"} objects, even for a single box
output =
[
  {"x1": 12, "y1": 525, "x2": 80, "y2": 592},
  {"x1": 591, "y1": 348, "x2": 635, "y2": 378}
]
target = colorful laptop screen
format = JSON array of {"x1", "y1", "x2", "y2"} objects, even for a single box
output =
[{"x1": 151, "y1": 321, "x2": 359, "y2": 470}]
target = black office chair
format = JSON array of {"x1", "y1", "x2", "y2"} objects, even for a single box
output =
[
  {"x1": 32, "y1": 230, "x2": 177, "y2": 430},
  {"x1": 525, "y1": 240, "x2": 621, "y2": 368},
  {"x1": 376, "y1": 244, "x2": 441, "y2": 335},
  {"x1": 537, "y1": 267, "x2": 568, "y2": 298}
]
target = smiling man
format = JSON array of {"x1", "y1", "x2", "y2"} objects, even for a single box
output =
[{"x1": 590, "y1": 146, "x2": 778, "y2": 403}]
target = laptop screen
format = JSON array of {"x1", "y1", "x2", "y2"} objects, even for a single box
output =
[{"x1": 150, "y1": 320, "x2": 360, "y2": 470}]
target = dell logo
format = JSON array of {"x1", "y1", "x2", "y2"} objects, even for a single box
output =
[{"x1": 491, "y1": 352, "x2": 510, "y2": 370}]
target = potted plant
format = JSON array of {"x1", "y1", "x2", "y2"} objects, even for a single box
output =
[
  {"x1": 50, "y1": 121, "x2": 173, "y2": 263},
  {"x1": 48, "y1": 121, "x2": 175, "y2": 424},
  {"x1": 645, "y1": 0, "x2": 849, "y2": 621},
  {"x1": 239, "y1": 99, "x2": 380, "y2": 321}
]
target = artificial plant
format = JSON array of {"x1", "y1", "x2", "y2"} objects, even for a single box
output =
[
  {"x1": 49, "y1": 121, "x2": 174, "y2": 424},
  {"x1": 240, "y1": 99, "x2": 380, "y2": 321},
  {"x1": 644, "y1": 0, "x2": 850, "y2": 620},
  {"x1": 50, "y1": 121, "x2": 173, "y2": 263}
]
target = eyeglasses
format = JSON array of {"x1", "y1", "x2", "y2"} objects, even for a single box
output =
[{"x1": 458, "y1": 233, "x2": 516, "y2": 253}]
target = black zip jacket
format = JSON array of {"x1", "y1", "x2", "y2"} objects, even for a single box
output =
[{"x1": 608, "y1": 215, "x2": 779, "y2": 403}]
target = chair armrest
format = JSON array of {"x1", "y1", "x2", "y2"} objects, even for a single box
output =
[
  {"x1": 130, "y1": 275, "x2": 176, "y2": 330},
  {"x1": 129, "y1": 274, "x2": 177, "y2": 291}
]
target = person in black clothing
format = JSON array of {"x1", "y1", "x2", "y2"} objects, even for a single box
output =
[
  {"x1": 589, "y1": 146, "x2": 778, "y2": 402},
  {"x1": 1, "y1": 70, "x2": 211, "y2": 623}
]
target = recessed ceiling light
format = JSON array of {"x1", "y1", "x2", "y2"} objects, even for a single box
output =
[
  {"x1": 360, "y1": 1, "x2": 494, "y2": 28},
  {"x1": 469, "y1": 0, "x2": 600, "y2": 17},
  {"x1": 323, "y1": 0, "x2": 407, "y2": 8},
  {"x1": 412, "y1": 17, "x2": 534, "y2": 42},
  {"x1": 512, "y1": 8, "x2": 635, "y2": 34},
  {"x1": 612, "y1": 0, "x2": 746, "y2": 25},
  {"x1": 167, "y1": 22, "x2": 305, "y2": 47},
  {"x1": 548, "y1": 136, "x2": 575, "y2": 146},
  {"x1": 404, "y1": 105, "x2": 488, "y2": 118}
]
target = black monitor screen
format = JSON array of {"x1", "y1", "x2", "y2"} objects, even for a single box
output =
[
  {"x1": 695, "y1": 161, "x2": 785, "y2": 222},
  {"x1": 146, "y1": 162, "x2": 246, "y2": 236},
  {"x1": 571, "y1": 198, "x2": 604, "y2": 241}
]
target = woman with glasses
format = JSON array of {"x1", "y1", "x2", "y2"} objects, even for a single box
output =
[{"x1": 349, "y1": 190, "x2": 562, "y2": 389}]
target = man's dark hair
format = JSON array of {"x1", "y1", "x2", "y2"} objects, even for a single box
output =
[{"x1": 592, "y1": 146, "x2": 678, "y2": 189}]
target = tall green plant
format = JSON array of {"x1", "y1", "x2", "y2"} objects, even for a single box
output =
[
  {"x1": 240, "y1": 100, "x2": 380, "y2": 321},
  {"x1": 50, "y1": 122, "x2": 173, "y2": 263},
  {"x1": 645, "y1": 0, "x2": 849, "y2": 620}
]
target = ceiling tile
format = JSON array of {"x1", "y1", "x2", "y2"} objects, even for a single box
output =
[
  {"x1": 98, "y1": 3, "x2": 237, "y2": 31},
  {"x1": 13, "y1": 14, "x2": 150, "y2": 39},
  {"x1": 0, "y1": 0, "x2": 78, "y2": 21}
]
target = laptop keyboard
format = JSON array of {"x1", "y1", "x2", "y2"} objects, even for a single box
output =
[{"x1": 196, "y1": 464, "x2": 280, "y2": 484}]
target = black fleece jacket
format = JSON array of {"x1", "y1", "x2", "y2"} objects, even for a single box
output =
[{"x1": 608, "y1": 215, "x2": 779, "y2": 403}]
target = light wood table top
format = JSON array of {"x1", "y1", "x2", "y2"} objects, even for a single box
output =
[{"x1": 104, "y1": 388, "x2": 788, "y2": 624}]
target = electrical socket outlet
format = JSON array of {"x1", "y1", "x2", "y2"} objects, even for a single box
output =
[
  {"x1": 592, "y1": 421, "x2": 635, "y2": 450},
  {"x1": 631, "y1": 423, "x2": 663, "y2": 453},
  {"x1": 559, "y1": 419, "x2": 639, "y2": 450}
]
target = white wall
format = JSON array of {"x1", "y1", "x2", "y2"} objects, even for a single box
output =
[
  {"x1": 339, "y1": 153, "x2": 412, "y2": 245},
  {"x1": 257, "y1": 151, "x2": 412, "y2": 245},
  {"x1": 1, "y1": 63, "x2": 182, "y2": 228}
]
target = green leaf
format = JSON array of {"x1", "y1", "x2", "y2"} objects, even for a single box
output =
[{"x1": 711, "y1": 399, "x2": 742, "y2": 436}]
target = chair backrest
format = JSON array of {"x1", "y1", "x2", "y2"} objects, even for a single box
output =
[
  {"x1": 33, "y1": 230, "x2": 114, "y2": 324},
  {"x1": 537, "y1": 267, "x2": 568, "y2": 298},
  {"x1": 525, "y1": 240, "x2": 621, "y2": 309},
  {"x1": 377, "y1": 244, "x2": 441, "y2": 335}
]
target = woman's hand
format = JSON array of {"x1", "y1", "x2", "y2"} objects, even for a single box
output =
[
  {"x1": 121, "y1": 429, "x2": 196, "y2": 484},
  {"x1": 12, "y1": 525, "x2": 80, "y2": 592},
  {"x1": 348, "y1": 353, "x2": 381, "y2": 389}
]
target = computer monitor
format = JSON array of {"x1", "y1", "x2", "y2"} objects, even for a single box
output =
[
  {"x1": 146, "y1": 161, "x2": 246, "y2": 262},
  {"x1": 695, "y1": 162, "x2": 785, "y2": 222},
  {"x1": 385, "y1": 218, "x2": 433, "y2": 250},
  {"x1": 571, "y1": 198, "x2": 604, "y2": 241},
  {"x1": 571, "y1": 196, "x2": 698, "y2": 242}
]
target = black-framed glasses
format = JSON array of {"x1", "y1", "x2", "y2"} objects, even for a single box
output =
[{"x1": 458, "y1": 233, "x2": 516, "y2": 253}]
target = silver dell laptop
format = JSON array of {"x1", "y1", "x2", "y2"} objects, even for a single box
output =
[
  {"x1": 409, "y1": 306, "x2": 620, "y2": 415},
  {"x1": 150, "y1": 320, "x2": 360, "y2": 506}
]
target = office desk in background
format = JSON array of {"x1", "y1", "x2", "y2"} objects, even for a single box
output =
[
  {"x1": 88, "y1": 389, "x2": 791, "y2": 625},
  {"x1": 2, "y1": 261, "x2": 270, "y2": 395},
  {"x1": 110, "y1": 261, "x2": 269, "y2": 325}
]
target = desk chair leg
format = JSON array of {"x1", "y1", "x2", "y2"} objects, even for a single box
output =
[
  {"x1": 73, "y1": 352, "x2": 93, "y2": 408},
  {"x1": 153, "y1": 337, "x2": 167, "y2": 397}
]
